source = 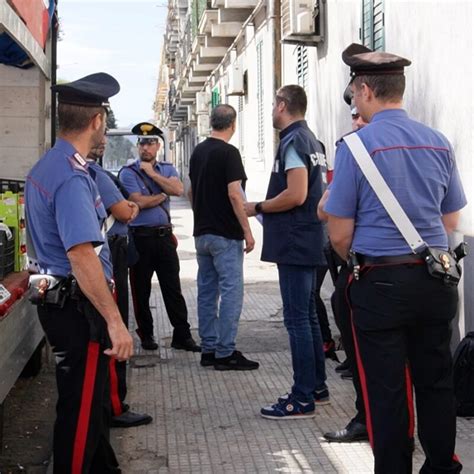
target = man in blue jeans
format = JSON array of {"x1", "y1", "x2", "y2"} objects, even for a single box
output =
[
  {"x1": 246, "y1": 85, "x2": 328, "y2": 419},
  {"x1": 188, "y1": 104, "x2": 259, "y2": 371}
]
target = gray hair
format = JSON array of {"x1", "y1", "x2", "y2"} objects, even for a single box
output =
[{"x1": 210, "y1": 104, "x2": 237, "y2": 131}]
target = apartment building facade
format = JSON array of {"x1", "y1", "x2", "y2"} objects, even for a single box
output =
[{"x1": 155, "y1": 0, "x2": 473, "y2": 336}]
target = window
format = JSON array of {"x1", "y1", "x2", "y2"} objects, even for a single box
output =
[
  {"x1": 211, "y1": 87, "x2": 220, "y2": 108},
  {"x1": 256, "y1": 41, "x2": 264, "y2": 161},
  {"x1": 361, "y1": 0, "x2": 385, "y2": 51},
  {"x1": 296, "y1": 45, "x2": 308, "y2": 89}
]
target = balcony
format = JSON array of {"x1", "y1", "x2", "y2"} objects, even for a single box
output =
[
  {"x1": 188, "y1": 69, "x2": 208, "y2": 85},
  {"x1": 224, "y1": 0, "x2": 258, "y2": 7},
  {"x1": 192, "y1": 58, "x2": 218, "y2": 72},
  {"x1": 198, "y1": 9, "x2": 218, "y2": 35}
]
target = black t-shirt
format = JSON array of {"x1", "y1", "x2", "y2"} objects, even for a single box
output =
[{"x1": 189, "y1": 137, "x2": 247, "y2": 240}]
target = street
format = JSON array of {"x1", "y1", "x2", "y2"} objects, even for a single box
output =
[{"x1": 108, "y1": 197, "x2": 474, "y2": 473}]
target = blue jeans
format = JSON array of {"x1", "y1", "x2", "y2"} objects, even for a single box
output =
[
  {"x1": 195, "y1": 235, "x2": 244, "y2": 358},
  {"x1": 278, "y1": 264, "x2": 327, "y2": 402}
]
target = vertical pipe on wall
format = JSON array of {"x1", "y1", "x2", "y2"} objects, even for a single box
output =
[{"x1": 268, "y1": 0, "x2": 282, "y2": 156}]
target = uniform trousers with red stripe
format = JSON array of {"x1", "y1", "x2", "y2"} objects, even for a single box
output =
[
  {"x1": 349, "y1": 263, "x2": 462, "y2": 474},
  {"x1": 38, "y1": 298, "x2": 120, "y2": 474},
  {"x1": 333, "y1": 265, "x2": 366, "y2": 425},
  {"x1": 108, "y1": 235, "x2": 129, "y2": 415}
]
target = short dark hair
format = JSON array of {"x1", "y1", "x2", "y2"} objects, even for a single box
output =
[
  {"x1": 210, "y1": 104, "x2": 237, "y2": 131},
  {"x1": 277, "y1": 85, "x2": 307, "y2": 116},
  {"x1": 352, "y1": 74, "x2": 406, "y2": 101},
  {"x1": 58, "y1": 103, "x2": 104, "y2": 133}
]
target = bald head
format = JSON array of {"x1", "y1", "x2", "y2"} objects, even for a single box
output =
[{"x1": 210, "y1": 104, "x2": 237, "y2": 131}]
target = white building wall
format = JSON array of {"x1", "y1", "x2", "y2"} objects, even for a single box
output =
[
  {"x1": 282, "y1": 0, "x2": 361, "y2": 168},
  {"x1": 222, "y1": 23, "x2": 277, "y2": 201},
  {"x1": 384, "y1": 0, "x2": 473, "y2": 236}
]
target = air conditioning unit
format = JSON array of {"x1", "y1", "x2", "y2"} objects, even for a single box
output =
[
  {"x1": 282, "y1": 0, "x2": 313, "y2": 35},
  {"x1": 187, "y1": 104, "x2": 197, "y2": 123},
  {"x1": 281, "y1": 0, "x2": 325, "y2": 45},
  {"x1": 196, "y1": 92, "x2": 210, "y2": 114},
  {"x1": 197, "y1": 114, "x2": 210, "y2": 137},
  {"x1": 227, "y1": 60, "x2": 245, "y2": 96}
]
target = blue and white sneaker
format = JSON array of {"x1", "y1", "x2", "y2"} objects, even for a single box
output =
[
  {"x1": 261, "y1": 394, "x2": 315, "y2": 419},
  {"x1": 314, "y1": 388, "x2": 330, "y2": 406}
]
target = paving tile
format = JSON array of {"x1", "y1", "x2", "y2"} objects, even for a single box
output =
[{"x1": 112, "y1": 198, "x2": 474, "y2": 473}]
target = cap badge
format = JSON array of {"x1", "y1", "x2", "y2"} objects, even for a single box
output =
[{"x1": 140, "y1": 124, "x2": 154, "y2": 135}]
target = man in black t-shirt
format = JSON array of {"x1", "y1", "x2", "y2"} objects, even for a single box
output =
[{"x1": 189, "y1": 104, "x2": 259, "y2": 371}]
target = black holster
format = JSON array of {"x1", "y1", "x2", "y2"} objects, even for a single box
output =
[
  {"x1": 29, "y1": 275, "x2": 70, "y2": 308},
  {"x1": 420, "y1": 242, "x2": 468, "y2": 287}
]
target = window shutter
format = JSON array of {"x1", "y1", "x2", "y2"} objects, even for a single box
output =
[
  {"x1": 297, "y1": 45, "x2": 308, "y2": 89},
  {"x1": 361, "y1": 0, "x2": 384, "y2": 51}
]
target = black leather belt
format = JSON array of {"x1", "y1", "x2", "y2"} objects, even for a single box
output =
[
  {"x1": 132, "y1": 225, "x2": 172, "y2": 237},
  {"x1": 357, "y1": 253, "x2": 424, "y2": 266}
]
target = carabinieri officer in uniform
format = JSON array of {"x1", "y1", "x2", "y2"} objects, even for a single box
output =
[
  {"x1": 25, "y1": 73, "x2": 133, "y2": 473},
  {"x1": 325, "y1": 44, "x2": 466, "y2": 473},
  {"x1": 87, "y1": 137, "x2": 153, "y2": 429},
  {"x1": 119, "y1": 122, "x2": 200, "y2": 352}
]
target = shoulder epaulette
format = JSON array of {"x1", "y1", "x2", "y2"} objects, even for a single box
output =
[{"x1": 67, "y1": 153, "x2": 88, "y2": 174}]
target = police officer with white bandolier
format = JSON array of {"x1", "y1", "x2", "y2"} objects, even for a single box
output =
[
  {"x1": 120, "y1": 123, "x2": 200, "y2": 352},
  {"x1": 87, "y1": 138, "x2": 153, "y2": 428},
  {"x1": 246, "y1": 85, "x2": 328, "y2": 419},
  {"x1": 25, "y1": 73, "x2": 133, "y2": 473},
  {"x1": 325, "y1": 44, "x2": 467, "y2": 473}
]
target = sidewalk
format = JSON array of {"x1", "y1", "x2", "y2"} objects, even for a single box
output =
[{"x1": 112, "y1": 197, "x2": 474, "y2": 473}]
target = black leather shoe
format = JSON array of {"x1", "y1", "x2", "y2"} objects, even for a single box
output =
[
  {"x1": 110, "y1": 410, "x2": 153, "y2": 428},
  {"x1": 324, "y1": 420, "x2": 369, "y2": 443},
  {"x1": 171, "y1": 337, "x2": 201, "y2": 352},
  {"x1": 201, "y1": 352, "x2": 216, "y2": 367},
  {"x1": 141, "y1": 336, "x2": 158, "y2": 351},
  {"x1": 214, "y1": 351, "x2": 259, "y2": 371},
  {"x1": 335, "y1": 359, "x2": 350, "y2": 373},
  {"x1": 340, "y1": 369, "x2": 353, "y2": 379}
]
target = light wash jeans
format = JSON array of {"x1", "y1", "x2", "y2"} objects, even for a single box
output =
[
  {"x1": 195, "y1": 234, "x2": 244, "y2": 358},
  {"x1": 278, "y1": 264, "x2": 327, "y2": 402}
]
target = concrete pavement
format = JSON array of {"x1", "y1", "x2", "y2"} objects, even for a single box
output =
[{"x1": 111, "y1": 197, "x2": 474, "y2": 473}]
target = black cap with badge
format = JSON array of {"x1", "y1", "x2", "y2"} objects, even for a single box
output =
[
  {"x1": 52, "y1": 73, "x2": 120, "y2": 112},
  {"x1": 132, "y1": 122, "x2": 164, "y2": 145},
  {"x1": 342, "y1": 43, "x2": 411, "y2": 80}
]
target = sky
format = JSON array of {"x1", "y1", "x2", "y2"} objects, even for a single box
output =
[{"x1": 57, "y1": 0, "x2": 167, "y2": 128}]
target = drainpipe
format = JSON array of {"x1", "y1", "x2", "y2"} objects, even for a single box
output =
[{"x1": 268, "y1": 0, "x2": 282, "y2": 156}]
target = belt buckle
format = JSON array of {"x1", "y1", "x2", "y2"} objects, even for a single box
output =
[{"x1": 158, "y1": 227, "x2": 166, "y2": 237}]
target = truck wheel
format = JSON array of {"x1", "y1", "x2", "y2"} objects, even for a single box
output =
[{"x1": 20, "y1": 339, "x2": 45, "y2": 378}]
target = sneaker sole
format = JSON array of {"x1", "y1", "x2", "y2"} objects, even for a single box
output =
[
  {"x1": 315, "y1": 399, "x2": 331, "y2": 406},
  {"x1": 214, "y1": 365, "x2": 259, "y2": 371},
  {"x1": 260, "y1": 412, "x2": 316, "y2": 420}
]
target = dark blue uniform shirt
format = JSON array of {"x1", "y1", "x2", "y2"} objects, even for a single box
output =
[
  {"x1": 325, "y1": 109, "x2": 467, "y2": 256},
  {"x1": 25, "y1": 139, "x2": 113, "y2": 279},
  {"x1": 119, "y1": 159, "x2": 178, "y2": 227}
]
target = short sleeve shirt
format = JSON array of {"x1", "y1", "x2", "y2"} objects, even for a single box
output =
[
  {"x1": 325, "y1": 109, "x2": 467, "y2": 256},
  {"x1": 189, "y1": 137, "x2": 247, "y2": 240},
  {"x1": 119, "y1": 160, "x2": 179, "y2": 227},
  {"x1": 284, "y1": 144, "x2": 306, "y2": 171},
  {"x1": 88, "y1": 161, "x2": 128, "y2": 236},
  {"x1": 25, "y1": 139, "x2": 113, "y2": 279}
]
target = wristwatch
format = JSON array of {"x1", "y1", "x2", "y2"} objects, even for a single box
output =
[{"x1": 255, "y1": 202, "x2": 263, "y2": 214}]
